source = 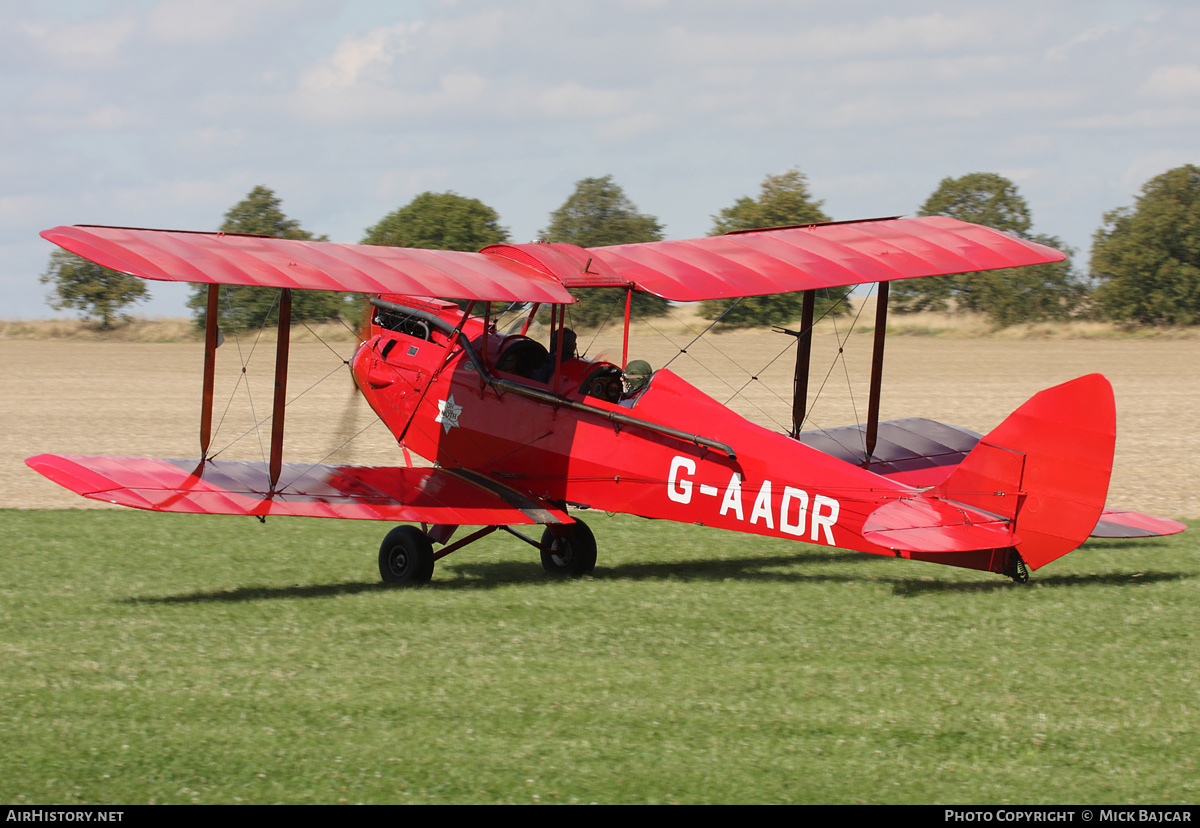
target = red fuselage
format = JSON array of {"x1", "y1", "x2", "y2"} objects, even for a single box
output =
[{"x1": 351, "y1": 298, "x2": 914, "y2": 561}]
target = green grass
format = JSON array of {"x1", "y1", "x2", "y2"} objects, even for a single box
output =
[{"x1": 1, "y1": 509, "x2": 1196, "y2": 804}]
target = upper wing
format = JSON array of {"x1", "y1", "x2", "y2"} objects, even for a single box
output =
[
  {"x1": 587, "y1": 216, "x2": 1067, "y2": 301},
  {"x1": 485, "y1": 215, "x2": 1067, "y2": 301},
  {"x1": 26, "y1": 454, "x2": 570, "y2": 526},
  {"x1": 44, "y1": 216, "x2": 1063, "y2": 305},
  {"x1": 40, "y1": 225, "x2": 575, "y2": 304}
]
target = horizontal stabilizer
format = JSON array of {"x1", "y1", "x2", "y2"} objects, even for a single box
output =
[
  {"x1": 795, "y1": 417, "x2": 981, "y2": 488},
  {"x1": 803, "y1": 417, "x2": 1186, "y2": 548},
  {"x1": 1093, "y1": 509, "x2": 1186, "y2": 539},
  {"x1": 26, "y1": 454, "x2": 570, "y2": 526},
  {"x1": 863, "y1": 496, "x2": 1017, "y2": 553}
]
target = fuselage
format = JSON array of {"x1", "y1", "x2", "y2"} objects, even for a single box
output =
[{"x1": 350, "y1": 297, "x2": 915, "y2": 558}]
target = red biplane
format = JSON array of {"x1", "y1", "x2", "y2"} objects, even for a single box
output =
[{"x1": 28, "y1": 216, "x2": 1185, "y2": 584}]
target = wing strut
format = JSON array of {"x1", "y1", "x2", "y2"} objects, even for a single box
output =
[
  {"x1": 269, "y1": 288, "x2": 292, "y2": 490},
  {"x1": 780, "y1": 283, "x2": 888, "y2": 459},
  {"x1": 200, "y1": 284, "x2": 219, "y2": 458},
  {"x1": 622, "y1": 288, "x2": 633, "y2": 368},
  {"x1": 790, "y1": 290, "x2": 816, "y2": 437},
  {"x1": 865, "y1": 282, "x2": 889, "y2": 462},
  {"x1": 775, "y1": 290, "x2": 816, "y2": 438},
  {"x1": 198, "y1": 284, "x2": 292, "y2": 490}
]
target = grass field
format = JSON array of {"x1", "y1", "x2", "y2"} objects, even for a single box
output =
[
  {"x1": 3, "y1": 317, "x2": 1198, "y2": 804},
  {"x1": 1, "y1": 508, "x2": 1196, "y2": 804}
]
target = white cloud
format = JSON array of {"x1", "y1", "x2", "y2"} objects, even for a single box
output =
[
  {"x1": 1139, "y1": 63, "x2": 1200, "y2": 99},
  {"x1": 146, "y1": 0, "x2": 302, "y2": 44},
  {"x1": 1121, "y1": 150, "x2": 1200, "y2": 197},
  {"x1": 535, "y1": 81, "x2": 640, "y2": 120},
  {"x1": 1045, "y1": 24, "x2": 1121, "y2": 62},
  {"x1": 659, "y1": 10, "x2": 1008, "y2": 66},
  {"x1": 301, "y1": 23, "x2": 418, "y2": 92},
  {"x1": 28, "y1": 104, "x2": 140, "y2": 132},
  {"x1": 0, "y1": 194, "x2": 59, "y2": 228},
  {"x1": 23, "y1": 15, "x2": 138, "y2": 69},
  {"x1": 595, "y1": 112, "x2": 670, "y2": 143},
  {"x1": 1062, "y1": 106, "x2": 1200, "y2": 130}
]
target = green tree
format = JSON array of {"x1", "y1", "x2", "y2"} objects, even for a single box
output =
[
  {"x1": 701, "y1": 168, "x2": 847, "y2": 328},
  {"x1": 362, "y1": 191, "x2": 510, "y2": 315},
  {"x1": 1091, "y1": 164, "x2": 1200, "y2": 325},
  {"x1": 892, "y1": 172, "x2": 1085, "y2": 326},
  {"x1": 712, "y1": 167, "x2": 830, "y2": 233},
  {"x1": 40, "y1": 249, "x2": 148, "y2": 328},
  {"x1": 362, "y1": 191, "x2": 510, "y2": 250},
  {"x1": 187, "y1": 186, "x2": 356, "y2": 329},
  {"x1": 540, "y1": 175, "x2": 667, "y2": 327}
]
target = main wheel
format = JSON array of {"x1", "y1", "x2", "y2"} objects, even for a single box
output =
[
  {"x1": 540, "y1": 520, "x2": 597, "y2": 577},
  {"x1": 379, "y1": 526, "x2": 435, "y2": 585}
]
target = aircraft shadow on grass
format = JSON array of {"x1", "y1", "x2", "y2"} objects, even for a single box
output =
[
  {"x1": 123, "y1": 551, "x2": 861, "y2": 604},
  {"x1": 122, "y1": 551, "x2": 1191, "y2": 605},
  {"x1": 890, "y1": 570, "x2": 1188, "y2": 597}
]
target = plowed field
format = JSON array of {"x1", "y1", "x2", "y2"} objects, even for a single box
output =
[{"x1": 5, "y1": 327, "x2": 1197, "y2": 518}]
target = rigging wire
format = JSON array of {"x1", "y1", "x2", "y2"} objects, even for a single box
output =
[
  {"x1": 195, "y1": 291, "x2": 491, "y2": 491},
  {"x1": 795, "y1": 287, "x2": 891, "y2": 462},
  {"x1": 637, "y1": 301, "x2": 778, "y2": 420},
  {"x1": 208, "y1": 286, "x2": 279, "y2": 464},
  {"x1": 207, "y1": 290, "x2": 388, "y2": 465},
  {"x1": 651, "y1": 291, "x2": 865, "y2": 436},
  {"x1": 659, "y1": 298, "x2": 744, "y2": 372},
  {"x1": 641, "y1": 300, "x2": 790, "y2": 426},
  {"x1": 209, "y1": 359, "x2": 353, "y2": 460},
  {"x1": 804, "y1": 286, "x2": 871, "y2": 430},
  {"x1": 565, "y1": 292, "x2": 622, "y2": 358},
  {"x1": 722, "y1": 337, "x2": 802, "y2": 409}
]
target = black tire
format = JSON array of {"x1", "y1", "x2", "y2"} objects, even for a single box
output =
[
  {"x1": 379, "y1": 526, "x2": 435, "y2": 585},
  {"x1": 540, "y1": 520, "x2": 597, "y2": 577}
]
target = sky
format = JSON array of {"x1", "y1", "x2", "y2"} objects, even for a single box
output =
[{"x1": 3, "y1": 0, "x2": 1198, "y2": 319}]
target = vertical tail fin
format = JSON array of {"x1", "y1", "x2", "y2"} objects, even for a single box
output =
[{"x1": 931, "y1": 374, "x2": 1116, "y2": 571}]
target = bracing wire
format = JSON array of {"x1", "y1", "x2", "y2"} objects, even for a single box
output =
[
  {"x1": 797, "y1": 287, "x2": 882, "y2": 461},
  {"x1": 207, "y1": 289, "x2": 386, "y2": 464},
  {"x1": 208, "y1": 286, "x2": 280, "y2": 464},
  {"x1": 653, "y1": 291, "x2": 867, "y2": 436},
  {"x1": 582, "y1": 300, "x2": 621, "y2": 357},
  {"x1": 659, "y1": 298, "x2": 744, "y2": 372}
]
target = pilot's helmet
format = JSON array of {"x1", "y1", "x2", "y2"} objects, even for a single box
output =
[{"x1": 624, "y1": 359, "x2": 652, "y2": 393}]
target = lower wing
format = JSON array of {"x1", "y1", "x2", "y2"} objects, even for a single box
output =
[{"x1": 26, "y1": 454, "x2": 570, "y2": 526}]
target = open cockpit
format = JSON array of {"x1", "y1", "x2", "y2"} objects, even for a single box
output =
[{"x1": 369, "y1": 294, "x2": 640, "y2": 405}]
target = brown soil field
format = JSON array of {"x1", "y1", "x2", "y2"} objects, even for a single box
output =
[{"x1": 4, "y1": 321, "x2": 1198, "y2": 519}]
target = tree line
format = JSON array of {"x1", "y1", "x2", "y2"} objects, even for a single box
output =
[{"x1": 42, "y1": 164, "x2": 1200, "y2": 330}]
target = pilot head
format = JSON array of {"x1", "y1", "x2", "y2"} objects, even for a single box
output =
[{"x1": 624, "y1": 359, "x2": 652, "y2": 393}]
